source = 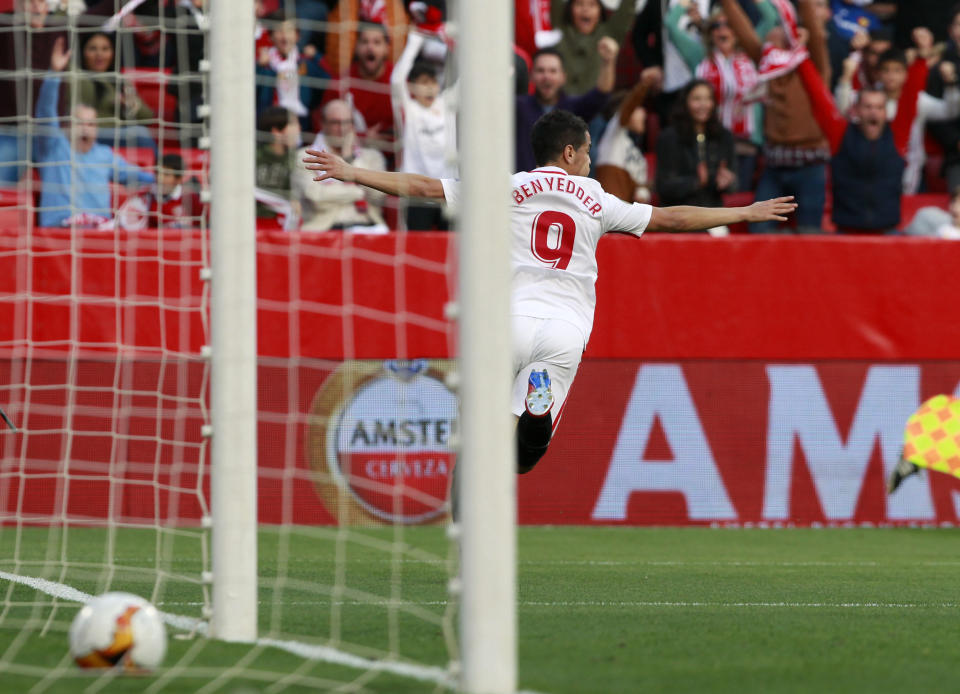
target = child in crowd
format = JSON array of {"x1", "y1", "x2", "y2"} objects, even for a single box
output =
[
  {"x1": 390, "y1": 28, "x2": 457, "y2": 230},
  {"x1": 256, "y1": 13, "x2": 321, "y2": 127},
  {"x1": 116, "y1": 154, "x2": 204, "y2": 230}
]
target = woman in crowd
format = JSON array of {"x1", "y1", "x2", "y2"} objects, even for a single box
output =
[
  {"x1": 550, "y1": 0, "x2": 635, "y2": 96},
  {"x1": 655, "y1": 79, "x2": 736, "y2": 231},
  {"x1": 665, "y1": 2, "x2": 779, "y2": 190},
  {"x1": 70, "y1": 30, "x2": 157, "y2": 154}
]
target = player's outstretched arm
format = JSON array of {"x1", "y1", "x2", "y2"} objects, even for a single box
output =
[
  {"x1": 302, "y1": 149, "x2": 446, "y2": 200},
  {"x1": 647, "y1": 197, "x2": 797, "y2": 232}
]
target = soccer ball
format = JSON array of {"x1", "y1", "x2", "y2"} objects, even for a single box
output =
[{"x1": 69, "y1": 592, "x2": 167, "y2": 670}]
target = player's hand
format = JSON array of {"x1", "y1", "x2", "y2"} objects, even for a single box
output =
[
  {"x1": 257, "y1": 46, "x2": 271, "y2": 66},
  {"x1": 744, "y1": 196, "x2": 797, "y2": 222},
  {"x1": 50, "y1": 36, "x2": 71, "y2": 72},
  {"x1": 687, "y1": 3, "x2": 703, "y2": 26},
  {"x1": 598, "y1": 37, "x2": 620, "y2": 63},
  {"x1": 303, "y1": 149, "x2": 354, "y2": 183}
]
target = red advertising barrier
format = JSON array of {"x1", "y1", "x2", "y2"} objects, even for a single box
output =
[{"x1": 2, "y1": 228, "x2": 960, "y2": 526}]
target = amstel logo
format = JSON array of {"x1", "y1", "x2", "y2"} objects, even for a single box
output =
[{"x1": 306, "y1": 359, "x2": 457, "y2": 525}]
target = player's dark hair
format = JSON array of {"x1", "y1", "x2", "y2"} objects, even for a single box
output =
[
  {"x1": 877, "y1": 48, "x2": 907, "y2": 69},
  {"x1": 161, "y1": 153, "x2": 185, "y2": 174},
  {"x1": 531, "y1": 109, "x2": 588, "y2": 167},
  {"x1": 407, "y1": 60, "x2": 437, "y2": 83},
  {"x1": 532, "y1": 47, "x2": 565, "y2": 68},
  {"x1": 258, "y1": 106, "x2": 292, "y2": 133}
]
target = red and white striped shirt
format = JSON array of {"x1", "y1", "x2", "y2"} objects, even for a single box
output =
[{"x1": 695, "y1": 51, "x2": 760, "y2": 142}]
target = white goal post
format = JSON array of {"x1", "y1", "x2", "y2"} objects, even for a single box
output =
[
  {"x1": 209, "y1": 0, "x2": 258, "y2": 642},
  {"x1": 455, "y1": 0, "x2": 518, "y2": 692}
]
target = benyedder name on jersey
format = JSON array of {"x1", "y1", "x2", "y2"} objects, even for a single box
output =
[{"x1": 441, "y1": 167, "x2": 652, "y2": 342}]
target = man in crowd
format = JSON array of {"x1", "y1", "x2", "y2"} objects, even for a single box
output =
[
  {"x1": 35, "y1": 37, "x2": 155, "y2": 228},
  {"x1": 255, "y1": 105, "x2": 301, "y2": 222},
  {"x1": 0, "y1": 0, "x2": 66, "y2": 183},
  {"x1": 292, "y1": 99, "x2": 388, "y2": 232},
  {"x1": 514, "y1": 38, "x2": 619, "y2": 172},
  {"x1": 318, "y1": 23, "x2": 395, "y2": 147}
]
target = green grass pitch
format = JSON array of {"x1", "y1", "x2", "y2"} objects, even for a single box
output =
[{"x1": 0, "y1": 526, "x2": 958, "y2": 693}]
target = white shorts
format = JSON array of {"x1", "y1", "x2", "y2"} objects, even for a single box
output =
[{"x1": 511, "y1": 315, "x2": 585, "y2": 425}]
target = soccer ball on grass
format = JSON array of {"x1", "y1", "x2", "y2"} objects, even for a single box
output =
[{"x1": 69, "y1": 592, "x2": 167, "y2": 670}]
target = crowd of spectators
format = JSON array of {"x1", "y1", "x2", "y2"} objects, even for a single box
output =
[{"x1": 4, "y1": 0, "x2": 960, "y2": 235}]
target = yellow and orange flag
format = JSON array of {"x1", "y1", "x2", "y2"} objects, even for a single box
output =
[{"x1": 902, "y1": 395, "x2": 960, "y2": 479}]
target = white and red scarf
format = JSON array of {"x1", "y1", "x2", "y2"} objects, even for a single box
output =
[
  {"x1": 360, "y1": 0, "x2": 388, "y2": 23},
  {"x1": 268, "y1": 46, "x2": 307, "y2": 117},
  {"x1": 758, "y1": 0, "x2": 809, "y2": 82},
  {"x1": 696, "y1": 51, "x2": 760, "y2": 140}
]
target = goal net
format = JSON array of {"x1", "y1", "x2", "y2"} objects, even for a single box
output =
[{"x1": 0, "y1": 0, "x2": 514, "y2": 690}]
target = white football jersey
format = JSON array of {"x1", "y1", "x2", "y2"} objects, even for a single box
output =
[{"x1": 441, "y1": 167, "x2": 652, "y2": 342}]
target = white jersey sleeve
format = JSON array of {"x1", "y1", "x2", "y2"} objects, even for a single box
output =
[{"x1": 600, "y1": 193, "x2": 652, "y2": 237}]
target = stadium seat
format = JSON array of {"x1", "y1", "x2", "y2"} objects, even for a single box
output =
[
  {"x1": 116, "y1": 147, "x2": 156, "y2": 170},
  {"x1": 121, "y1": 68, "x2": 178, "y2": 123},
  {"x1": 0, "y1": 185, "x2": 28, "y2": 229}
]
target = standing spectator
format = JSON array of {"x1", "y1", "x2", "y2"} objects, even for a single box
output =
[
  {"x1": 70, "y1": 30, "x2": 157, "y2": 154},
  {"x1": 255, "y1": 106, "x2": 301, "y2": 221},
  {"x1": 35, "y1": 38, "x2": 155, "y2": 228},
  {"x1": 658, "y1": 0, "x2": 712, "y2": 120},
  {"x1": 665, "y1": 1, "x2": 779, "y2": 190},
  {"x1": 834, "y1": 26, "x2": 893, "y2": 100},
  {"x1": 256, "y1": 13, "x2": 322, "y2": 126},
  {"x1": 317, "y1": 23, "x2": 396, "y2": 146},
  {"x1": 292, "y1": 99, "x2": 388, "y2": 232},
  {"x1": 796, "y1": 58, "x2": 903, "y2": 233},
  {"x1": 0, "y1": 0, "x2": 67, "y2": 182},
  {"x1": 323, "y1": 0, "x2": 408, "y2": 76},
  {"x1": 115, "y1": 153, "x2": 205, "y2": 230},
  {"x1": 926, "y1": 5, "x2": 960, "y2": 192},
  {"x1": 594, "y1": 67, "x2": 659, "y2": 203},
  {"x1": 515, "y1": 40, "x2": 619, "y2": 172},
  {"x1": 837, "y1": 31, "x2": 960, "y2": 193},
  {"x1": 655, "y1": 79, "x2": 737, "y2": 229},
  {"x1": 390, "y1": 29, "x2": 457, "y2": 230},
  {"x1": 549, "y1": 0, "x2": 636, "y2": 96},
  {"x1": 723, "y1": 0, "x2": 831, "y2": 234}
]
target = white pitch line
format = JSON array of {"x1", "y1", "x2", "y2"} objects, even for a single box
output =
[
  {"x1": 154, "y1": 598, "x2": 960, "y2": 610},
  {"x1": 0, "y1": 570, "x2": 545, "y2": 691}
]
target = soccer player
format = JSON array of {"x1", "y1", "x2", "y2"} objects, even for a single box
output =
[{"x1": 303, "y1": 109, "x2": 796, "y2": 474}]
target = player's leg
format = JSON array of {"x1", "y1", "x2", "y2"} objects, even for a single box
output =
[
  {"x1": 511, "y1": 316, "x2": 584, "y2": 474},
  {"x1": 516, "y1": 369, "x2": 554, "y2": 474}
]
